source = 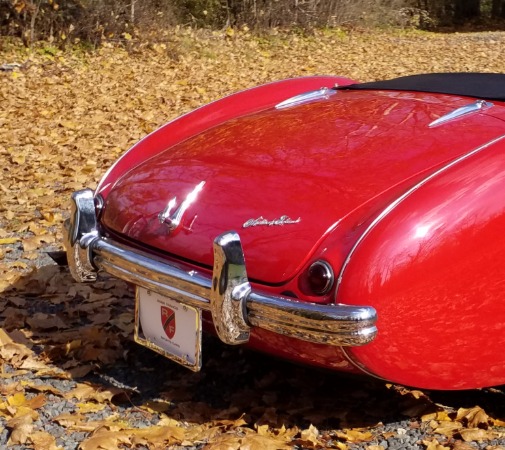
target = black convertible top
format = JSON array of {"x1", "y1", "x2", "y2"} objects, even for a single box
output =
[{"x1": 339, "y1": 73, "x2": 505, "y2": 101}]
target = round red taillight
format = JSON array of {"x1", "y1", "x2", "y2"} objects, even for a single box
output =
[{"x1": 307, "y1": 260, "x2": 334, "y2": 295}]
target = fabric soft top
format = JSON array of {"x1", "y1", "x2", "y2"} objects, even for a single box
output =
[{"x1": 339, "y1": 73, "x2": 505, "y2": 101}]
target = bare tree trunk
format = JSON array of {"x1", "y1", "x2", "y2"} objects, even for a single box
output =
[
  {"x1": 131, "y1": 0, "x2": 136, "y2": 24},
  {"x1": 30, "y1": 0, "x2": 42, "y2": 47},
  {"x1": 223, "y1": 0, "x2": 231, "y2": 27},
  {"x1": 492, "y1": 0, "x2": 505, "y2": 17},
  {"x1": 454, "y1": 0, "x2": 480, "y2": 21}
]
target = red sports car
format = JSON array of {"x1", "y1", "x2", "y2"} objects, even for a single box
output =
[{"x1": 64, "y1": 73, "x2": 505, "y2": 390}]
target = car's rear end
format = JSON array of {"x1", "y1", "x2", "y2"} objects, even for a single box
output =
[{"x1": 65, "y1": 74, "x2": 505, "y2": 388}]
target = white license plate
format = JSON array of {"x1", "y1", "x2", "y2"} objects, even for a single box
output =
[{"x1": 134, "y1": 287, "x2": 202, "y2": 371}]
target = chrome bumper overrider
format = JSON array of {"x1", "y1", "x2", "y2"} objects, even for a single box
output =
[{"x1": 64, "y1": 189, "x2": 377, "y2": 347}]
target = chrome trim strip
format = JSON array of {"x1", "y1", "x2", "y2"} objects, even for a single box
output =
[
  {"x1": 335, "y1": 133, "x2": 505, "y2": 295},
  {"x1": 64, "y1": 190, "x2": 377, "y2": 348},
  {"x1": 340, "y1": 346, "x2": 387, "y2": 381},
  {"x1": 275, "y1": 87, "x2": 336, "y2": 109},
  {"x1": 429, "y1": 100, "x2": 493, "y2": 128}
]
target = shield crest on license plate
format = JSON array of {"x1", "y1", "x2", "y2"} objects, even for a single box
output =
[{"x1": 161, "y1": 306, "x2": 176, "y2": 339}]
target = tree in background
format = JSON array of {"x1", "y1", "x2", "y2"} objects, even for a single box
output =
[
  {"x1": 492, "y1": 0, "x2": 505, "y2": 17},
  {"x1": 1, "y1": 0, "x2": 504, "y2": 46},
  {"x1": 455, "y1": 0, "x2": 481, "y2": 20}
]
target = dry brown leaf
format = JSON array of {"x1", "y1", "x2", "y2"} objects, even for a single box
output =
[
  {"x1": 431, "y1": 420, "x2": 463, "y2": 437},
  {"x1": 6, "y1": 329, "x2": 31, "y2": 347},
  {"x1": 422, "y1": 410, "x2": 452, "y2": 422},
  {"x1": 64, "y1": 382, "x2": 123, "y2": 403},
  {"x1": 456, "y1": 406, "x2": 491, "y2": 428},
  {"x1": 239, "y1": 433, "x2": 292, "y2": 450},
  {"x1": 451, "y1": 441, "x2": 479, "y2": 450},
  {"x1": 131, "y1": 425, "x2": 186, "y2": 446},
  {"x1": 53, "y1": 413, "x2": 109, "y2": 432},
  {"x1": 300, "y1": 424, "x2": 320, "y2": 446},
  {"x1": 422, "y1": 438, "x2": 451, "y2": 450},
  {"x1": 79, "y1": 429, "x2": 131, "y2": 450},
  {"x1": 458, "y1": 428, "x2": 502, "y2": 442},
  {"x1": 335, "y1": 428, "x2": 374, "y2": 443},
  {"x1": 21, "y1": 380, "x2": 64, "y2": 396},
  {"x1": 6, "y1": 413, "x2": 34, "y2": 445},
  {"x1": 65, "y1": 363, "x2": 95, "y2": 378},
  {"x1": 76, "y1": 402, "x2": 107, "y2": 414},
  {"x1": 0, "y1": 331, "x2": 34, "y2": 366},
  {"x1": 0, "y1": 382, "x2": 23, "y2": 396},
  {"x1": 30, "y1": 430, "x2": 63, "y2": 450},
  {"x1": 26, "y1": 312, "x2": 69, "y2": 330},
  {"x1": 53, "y1": 413, "x2": 86, "y2": 428},
  {"x1": 0, "y1": 327, "x2": 14, "y2": 345},
  {"x1": 203, "y1": 433, "x2": 242, "y2": 450},
  {"x1": 25, "y1": 393, "x2": 47, "y2": 410},
  {"x1": 19, "y1": 357, "x2": 53, "y2": 371},
  {"x1": 22, "y1": 234, "x2": 55, "y2": 252}
]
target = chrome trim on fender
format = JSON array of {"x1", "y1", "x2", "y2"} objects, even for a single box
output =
[
  {"x1": 64, "y1": 189, "x2": 377, "y2": 348},
  {"x1": 275, "y1": 87, "x2": 336, "y2": 109},
  {"x1": 429, "y1": 100, "x2": 493, "y2": 128},
  {"x1": 336, "y1": 133, "x2": 505, "y2": 294}
]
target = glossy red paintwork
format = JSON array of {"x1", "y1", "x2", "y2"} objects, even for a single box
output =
[
  {"x1": 98, "y1": 76, "x2": 505, "y2": 389},
  {"x1": 338, "y1": 135, "x2": 505, "y2": 389},
  {"x1": 102, "y1": 91, "x2": 505, "y2": 286},
  {"x1": 96, "y1": 76, "x2": 355, "y2": 198}
]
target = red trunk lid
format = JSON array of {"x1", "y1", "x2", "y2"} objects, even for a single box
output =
[{"x1": 101, "y1": 90, "x2": 505, "y2": 284}]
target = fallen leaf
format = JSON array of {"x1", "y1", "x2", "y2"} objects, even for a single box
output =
[
  {"x1": 26, "y1": 312, "x2": 68, "y2": 330},
  {"x1": 335, "y1": 429, "x2": 374, "y2": 443},
  {"x1": 7, "y1": 413, "x2": 33, "y2": 445},
  {"x1": 456, "y1": 406, "x2": 491, "y2": 428},
  {"x1": 422, "y1": 438, "x2": 451, "y2": 450},
  {"x1": 239, "y1": 433, "x2": 292, "y2": 450},
  {"x1": 77, "y1": 402, "x2": 107, "y2": 414},
  {"x1": 431, "y1": 420, "x2": 463, "y2": 437},
  {"x1": 0, "y1": 237, "x2": 20, "y2": 245},
  {"x1": 64, "y1": 382, "x2": 124, "y2": 403},
  {"x1": 451, "y1": 441, "x2": 479, "y2": 450},
  {"x1": 300, "y1": 424, "x2": 320, "y2": 446},
  {"x1": 458, "y1": 428, "x2": 502, "y2": 442},
  {"x1": 30, "y1": 430, "x2": 63, "y2": 450}
]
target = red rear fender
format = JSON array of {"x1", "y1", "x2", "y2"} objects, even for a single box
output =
[{"x1": 337, "y1": 135, "x2": 505, "y2": 389}]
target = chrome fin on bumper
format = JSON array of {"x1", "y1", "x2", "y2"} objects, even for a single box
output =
[{"x1": 64, "y1": 189, "x2": 377, "y2": 348}]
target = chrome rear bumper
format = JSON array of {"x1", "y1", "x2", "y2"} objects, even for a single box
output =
[{"x1": 64, "y1": 189, "x2": 377, "y2": 347}]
